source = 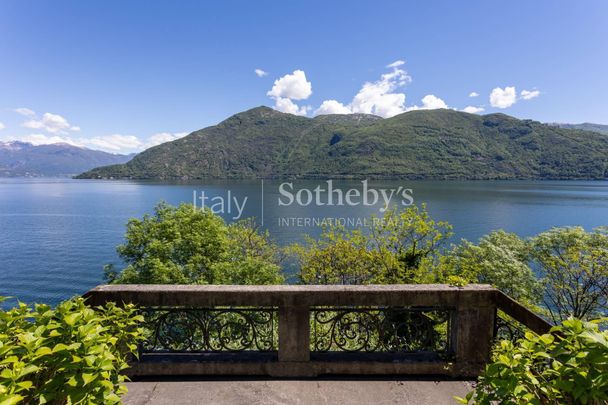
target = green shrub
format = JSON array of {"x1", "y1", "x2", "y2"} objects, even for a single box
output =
[
  {"x1": 457, "y1": 318, "x2": 608, "y2": 404},
  {"x1": 0, "y1": 297, "x2": 144, "y2": 404}
]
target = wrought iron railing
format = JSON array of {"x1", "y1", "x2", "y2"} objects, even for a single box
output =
[
  {"x1": 140, "y1": 307, "x2": 278, "y2": 353},
  {"x1": 310, "y1": 306, "x2": 451, "y2": 354},
  {"x1": 494, "y1": 312, "x2": 527, "y2": 342},
  {"x1": 83, "y1": 284, "x2": 553, "y2": 378}
]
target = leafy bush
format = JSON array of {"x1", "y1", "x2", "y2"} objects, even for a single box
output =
[
  {"x1": 458, "y1": 318, "x2": 608, "y2": 404},
  {"x1": 0, "y1": 297, "x2": 144, "y2": 404}
]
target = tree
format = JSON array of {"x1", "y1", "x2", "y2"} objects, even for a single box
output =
[
  {"x1": 440, "y1": 231, "x2": 541, "y2": 306},
  {"x1": 294, "y1": 205, "x2": 452, "y2": 285},
  {"x1": 293, "y1": 226, "x2": 398, "y2": 285},
  {"x1": 208, "y1": 218, "x2": 284, "y2": 285},
  {"x1": 109, "y1": 202, "x2": 284, "y2": 285},
  {"x1": 530, "y1": 227, "x2": 608, "y2": 323}
]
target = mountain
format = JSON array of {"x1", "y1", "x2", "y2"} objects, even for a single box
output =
[
  {"x1": 76, "y1": 106, "x2": 608, "y2": 180},
  {"x1": 0, "y1": 141, "x2": 134, "y2": 177},
  {"x1": 552, "y1": 123, "x2": 608, "y2": 135}
]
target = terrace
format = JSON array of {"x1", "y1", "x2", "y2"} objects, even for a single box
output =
[{"x1": 83, "y1": 284, "x2": 551, "y2": 403}]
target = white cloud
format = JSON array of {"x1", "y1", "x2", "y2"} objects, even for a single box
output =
[
  {"x1": 14, "y1": 107, "x2": 36, "y2": 117},
  {"x1": 490, "y1": 86, "x2": 517, "y2": 109},
  {"x1": 0, "y1": 122, "x2": 5, "y2": 131},
  {"x1": 462, "y1": 106, "x2": 485, "y2": 114},
  {"x1": 386, "y1": 60, "x2": 405, "y2": 68},
  {"x1": 3, "y1": 128, "x2": 191, "y2": 154},
  {"x1": 520, "y1": 89, "x2": 540, "y2": 100},
  {"x1": 145, "y1": 132, "x2": 189, "y2": 148},
  {"x1": 406, "y1": 94, "x2": 449, "y2": 111},
  {"x1": 469, "y1": 92, "x2": 479, "y2": 97},
  {"x1": 83, "y1": 134, "x2": 142, "y2": 152},
  {"x1": 267, "y1": 70, "x2": 312, "y2": 100},
  {"x1": 7, "y1": 134, "x2": 82, "y2": 147},
  {"x1": 314, "y1": 100, "x2": 352, "y2": 115},
  {"x1": 348, "y1": 64, "x2": 411, "y2": 117},
  {"x1": 266, "y1": 70, "x2": 312, "y2": 116},
  {"x1": 420, "y1": 94, "x2": 448, "y2": 109},
  {"x1": 273, "y1": 97, "x2": 310, "y2": 116},
  {"x1": 22, "y1": 112, "x2": 79, "y2": 134},
  {"x1": 254, "y1": 68, "x2": 268, "y2": 77}
]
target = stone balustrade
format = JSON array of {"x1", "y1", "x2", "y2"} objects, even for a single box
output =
[{"x1": 84, "y1": 284, "x2": 551, "y2": 378}]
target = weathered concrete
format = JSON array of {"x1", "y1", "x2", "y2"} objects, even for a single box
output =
[
  {"x1": 84, "y1": 284, "x2": 552, "y2": 379},
  {"x1": 123, "y1": 380, "x2": 474, "y2": 405}
]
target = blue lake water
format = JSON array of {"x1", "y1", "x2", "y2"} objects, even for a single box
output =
[{"x1": 1, "y1": 178, "x2": 608, "y2": 307}]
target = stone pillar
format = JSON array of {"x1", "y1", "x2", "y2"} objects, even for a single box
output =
[
  {"x1": 453, "y1": 300, "x2": 496, "y2": 377},
  {"x1": 278, "y1": 302, "x2": 310, "y2": 362}
]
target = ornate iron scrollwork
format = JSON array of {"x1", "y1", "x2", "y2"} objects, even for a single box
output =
[
  {"x1": 311, "y1": 306, "x2": 451, "y2": 354},
  {"x1": 140, "y1": 307, "x2": 278, "y2": 353},
  {"x1": 494, "y1": 314, "x2": 526, "y2": 342}
]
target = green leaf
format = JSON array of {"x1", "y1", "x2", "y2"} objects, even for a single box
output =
[
  {"x1": 81, "y1": 373, "x2": 95, "y2": 386},
  {"x1": 0, "y1": 395, "x2": 24, "y2": 405}
]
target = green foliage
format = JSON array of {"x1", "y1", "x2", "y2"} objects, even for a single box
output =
[
  {"x1": 530, "y1": 227, "x2": 608, "y2": 323},
  {"x1": 440, "y1": 231, "x2": 541, "y2": 306},
  {"x1": 457, "y1": 318, "x2": 608, "y2": 405},
  {"x1": 294, "y1": 205, "x2": 452, "y2": 284},
  {"x1": 76, "y1": 107, "x2": 608, "y2": 180},
  {"x1": 111, "y1": 202, "x2": 284, "y2": 285},
  {"x1": 0, "y1": 297, "x2": 144, "y2": 405}
]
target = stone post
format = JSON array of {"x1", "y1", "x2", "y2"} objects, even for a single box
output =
[
  {"x1": 453, "y1": 297, "x2": 496, "y2": 377},
  {"x1": 278, "y1": 300, "x2": 310, "y2": 362}
]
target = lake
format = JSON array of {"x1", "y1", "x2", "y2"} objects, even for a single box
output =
[{"x1": 1, "y1": 178, "x2": 608, "y2": 307}]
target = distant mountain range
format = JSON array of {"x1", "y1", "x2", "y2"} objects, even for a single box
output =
[
  {"x1": 0, "y1": 141, "x2": 134, "y2": 177},
  {"x1": 76, "y1": 106, "x2": 608, "y2": 180},
  {"x1": 551, "y1": 122, "x2": 608, "y2": 135}
]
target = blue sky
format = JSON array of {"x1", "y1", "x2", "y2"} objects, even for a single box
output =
[{"x1": 0, "y1": 0, "x2": 607, "y2": 153}]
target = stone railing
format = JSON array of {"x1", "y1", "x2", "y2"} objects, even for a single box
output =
[{"x1": 84, "y1": 284, "x2": 551, "y2": 378}]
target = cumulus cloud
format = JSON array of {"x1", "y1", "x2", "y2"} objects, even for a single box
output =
[
  {"x1": 267, "y1": 70, "x2": 312, "y2": 100},
  {"x1": 420, "y1": 94, "x2": 448, "y2": 109},
  {"x1": 314, "y1": 100, "x2": 352, "y2": 115},
  {"x1": 490, "y1": 86, "x2": 517, "y2": 109},
  {"x1": 348, "y1": 63, "x2": 411, "y2": 117},
  {"x1": 14, "y1": 107, "x2": 36, "y2": 117},
  {"x1": 406, "y1": 94, "x2": 449, "y2": 112},
  {"x1": 22, "y1": 112, "x2": 80, "y2": 134},
  {"x1": 0, "y1": 122, "x2": 5, "y2": 131},
  {"x1": 254, "y1": 68, "x2": 268, "y2": 77},
  {"x1": 312, "y1": 60, "x2": 435, "y2": 118},
  {"x1": 273, "y1": 97, "x2": 310, "y2": 116},
  {"x1": 266, "y1": 70, "x2": 313, "y2": 115},
  {"x1": 469, "y1": 92, "x2": 479, "y2": 97},
  {"x1": 462, "y1": 106, "x2": 485, "y2": 114},
  {"x1": 520, "y1": 89, "x2": 540, "y2": 100}
]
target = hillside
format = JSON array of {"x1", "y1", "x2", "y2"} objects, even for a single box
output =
[
  {"x1": 76, "y1": 107, "x2": 608, "y2": 180},
  {"x1": 552, "y1": 122, "x2": 608, "y2": 135},
  {"x1": 0, "y1": 141, "x2": 134, "y2": 177}
]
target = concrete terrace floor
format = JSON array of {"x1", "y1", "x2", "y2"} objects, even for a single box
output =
[{"x1": 123, "y1": 379, "x2": 474, "y2": 405}]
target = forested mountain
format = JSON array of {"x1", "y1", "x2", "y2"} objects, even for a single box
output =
[{"x1": 76, "y1": 107, "x2": 608, "y2": 180}]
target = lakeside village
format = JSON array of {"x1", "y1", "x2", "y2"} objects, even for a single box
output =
[{"x1": 192, "y1": 180, "x2": 416, "y2": 221}]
